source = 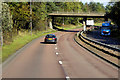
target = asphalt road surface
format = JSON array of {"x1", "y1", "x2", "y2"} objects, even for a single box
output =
[
  {"x1": 86, "y1": 29, "x2": 120, "y2": 48},
  {"x1": 2, "y1": 29, "x2": 118, "y2": 78}
]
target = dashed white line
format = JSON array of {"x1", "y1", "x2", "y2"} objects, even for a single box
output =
[
  {"x1": 56, "y1": 52, "x2": 59, "y2": 55},
  {"x1": 59, "y1": 61, "x2": 63, "y2": 65},
  {"x1": 58, "y1": 60, "x2": 71, "y2": 80},
  {"x1": 66, "y1": 76, "x2": 70, "y2": 80},
  {"x1": 54, "y1": 42, "x2": 70, "y2": 80},
  {"x1": 55, "y1": 47, "x2": 57, "y2": 49}
]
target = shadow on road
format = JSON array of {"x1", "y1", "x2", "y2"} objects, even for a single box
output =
[
  {"x1": 53, "y1": 26, "x2": 80, "y2": 32},
  {"x1": 40, "y1": 42, "x2": 56, "y2": 44},
  {"x1": 86, "y1": 29, "x2": 120, "y2": 46}
]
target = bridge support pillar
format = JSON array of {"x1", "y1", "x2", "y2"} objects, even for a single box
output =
[
  {"x1": 62, "y1": 17, "x2": 64, "y2": 25},
  {"x1": 49, "y1": 16, "x2": 54, "y2": 29},
  {"x1": 49, "y1": 21, "x2": 53, "y2": 29},
  {"x1": 52, "y1": 16, "x2": 55, "y2": 29},
  {"x1": 83, "y1": 17, "x2": 87, "y2": 31}
]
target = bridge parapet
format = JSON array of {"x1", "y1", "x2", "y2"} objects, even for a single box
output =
[
  {"x1": 48, "y1": 11, "x2": 105, "y2": 17},
  {"x1": 50, "y1": 11, "x2": 105, "y2": 14}
]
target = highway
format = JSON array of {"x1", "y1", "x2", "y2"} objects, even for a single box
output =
[
  {"x1": 2, "y1": 29, "x2": 118, "y2": 78},
  {"x1": 86, "y1": 29, "x2": 120, "y2": 48}
]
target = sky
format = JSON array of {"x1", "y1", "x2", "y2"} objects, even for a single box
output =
[{"x1": 80, "y1": 0, "x2": 110, "y2": 6}]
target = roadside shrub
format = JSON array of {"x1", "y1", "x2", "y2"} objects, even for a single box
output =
[{"x1": 33, "y1": 20, "x2": 46, "y2": 31}]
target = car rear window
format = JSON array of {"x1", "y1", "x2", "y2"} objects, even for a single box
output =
[
  {"x1": 101, "y1": 27, "x2": 110, "y2": 29},
  {"x1": 46, "y1": 35, "x2": 56, "y2": 38}
]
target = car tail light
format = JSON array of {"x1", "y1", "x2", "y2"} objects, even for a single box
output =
[
  {"x1": 103, "y1": 31, "x2": 106, "y2": 33},
  {"x1": 45, "y1": 38, "x2": 48, "y2": 39},
  {"x1": 53, "y1": 38, "x2": 56, "y2": 40}
]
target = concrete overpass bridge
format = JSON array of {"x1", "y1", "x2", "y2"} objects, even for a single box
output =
[
  {"x1": 48, "y1": 12, "x2": 106, "y2": 18},
  {"x1": 48, "y1": 12, "x2": 108, "y2": 31}
]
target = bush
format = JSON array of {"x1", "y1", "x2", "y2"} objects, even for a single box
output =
[{"x1": 33, "y1": 20, "x2": 46, "y2": 31}]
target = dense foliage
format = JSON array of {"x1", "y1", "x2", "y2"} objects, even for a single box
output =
[{"x1": 106, "y1": 1, "x2": 120, "y2": 30}]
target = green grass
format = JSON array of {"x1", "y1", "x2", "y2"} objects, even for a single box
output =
[
  {"x1": 2, "y1": 29, "x2": 57, "y2": 62},
  {"x1": 55, "y1": 24, "x2": 82, "y2": 30},
  {"x1": 94, "y1": 22, "x2": 115, "y2": 26},
  {"x1": 94, "y1": 22, "x2": 102, "y2": 26}
]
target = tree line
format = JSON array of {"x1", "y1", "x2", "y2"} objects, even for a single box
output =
[
  {"x1": 2, "y1": 2, "x2": 105, "y2": 44},
  {"x1": 106, "y1": 1, "x2": 120, "y2": 30}
]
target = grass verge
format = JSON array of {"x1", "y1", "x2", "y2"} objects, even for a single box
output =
[
  {"x1": 2, "y1": 29, "x2": 56, "y2": 62},
  {"x1": 55, "y1": 24, "x2": 82, "y2": 30}
]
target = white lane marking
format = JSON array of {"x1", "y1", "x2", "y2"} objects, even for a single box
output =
[
  {"x1": 55, "y1": 47, "x2": 57, "y2": 49},
  {"x1": 59, "y1": 61, "x2": 62, "y2": 65},
  {"x1": 56, "y1": 52, "x2": 59, "y2": 55},
  {"x1": 66, "y1": 76, "x2": 70, "y2": 80}
]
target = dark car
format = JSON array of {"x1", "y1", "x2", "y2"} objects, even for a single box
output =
[{"x1": 44, "y1": 34, "x2": 57, "y2": 43}]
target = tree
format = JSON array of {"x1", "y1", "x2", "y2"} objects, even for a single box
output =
[
  {"x1": 73, "y1": 2, "x2": 82, "y2": 13},
  {"x1": 108, "y1": 1, "x2": 120, "y2": 30},
  {"x1": 89, "y1": 2, "x2": 97, "y2": 12},
  {"x1": 83, "y1": 2, "x2": 89, "y2": 12},
  {"x1": 2, "y1": 3, "x2": 13, "y2": 44},
  {"x1": 46, "y1": 2, "x2": 58, "y2": 13},
  {"x1": 96, "y1": 2, "x2": 105, "y2": 13},
  {"x1": 31, "y1": 2, "x2": 47, "y2": 31},
  {"x1": 88, "y1": 2, "x2": 105, "y2": 13},
  {"x1": 7, "y1": 2, "x2": 31, "y2": 31}
]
